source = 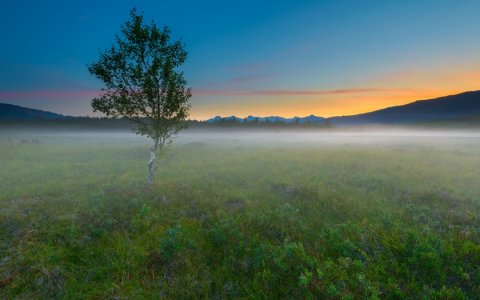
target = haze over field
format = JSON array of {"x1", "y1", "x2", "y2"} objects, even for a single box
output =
[{"x1": 3, "y1": 127, "x2": 480, "y2": 145}]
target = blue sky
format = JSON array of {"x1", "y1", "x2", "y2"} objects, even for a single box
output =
[{"x1": 1, "y1": 0, "x2": 479, "y2": 119}]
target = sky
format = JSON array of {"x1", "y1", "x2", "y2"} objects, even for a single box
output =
[{"x1": 0, "y1": 0, "x2": 479, "y2": 120}]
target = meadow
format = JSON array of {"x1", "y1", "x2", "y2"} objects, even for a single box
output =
[{"x1": 1, "y1": 129, "x2": 480, "y2": 299}]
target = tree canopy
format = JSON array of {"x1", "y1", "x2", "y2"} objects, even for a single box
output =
[{"x1": 88, "y1": 8, "x2": 191, "y2": 143}]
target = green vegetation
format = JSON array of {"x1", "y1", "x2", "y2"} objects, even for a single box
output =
[{"x1": 1, "y1": 132, "x2": 480, "y2": 299}]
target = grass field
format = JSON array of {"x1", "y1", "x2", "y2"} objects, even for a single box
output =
[{"x1": 1, "y1": 129, "x2": 480, "y2": 299}]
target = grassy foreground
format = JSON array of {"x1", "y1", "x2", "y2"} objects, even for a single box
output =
[{"x1": 1, "y1": 131, "x2": 480, "y2": 299}]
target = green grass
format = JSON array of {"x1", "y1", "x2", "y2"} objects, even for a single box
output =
[{"x1": 1, "y1": 132, "x2": 480, "y2": 299}]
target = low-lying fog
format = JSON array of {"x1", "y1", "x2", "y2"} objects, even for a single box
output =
[{"x1": 2, "y1": 127, "x2": 480, "y2": 148}]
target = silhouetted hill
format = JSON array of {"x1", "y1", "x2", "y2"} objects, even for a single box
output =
[
  {"x1": 329, "y1": 91, "x2": 480, "y2": 126},
  {"x1": 419, "y1": 113, "x2": 480, "y2": 128},
  {"x1": 0, "y1": 103, "x2": 66, "y2": 120}
]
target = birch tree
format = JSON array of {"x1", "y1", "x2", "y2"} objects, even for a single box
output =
[{"x1": 88, "y1": 8, "x2": 191, "y2": 184}]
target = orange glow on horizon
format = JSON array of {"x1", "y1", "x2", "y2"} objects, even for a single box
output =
[
  {"x1": 190, "y1": 63, "x2": 480, "y2": 120},
  {"x1": 190, "y1": 88, "x2": 467, "y2": 120}
]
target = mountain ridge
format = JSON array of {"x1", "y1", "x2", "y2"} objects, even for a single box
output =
[
  {"x1": 2, "y1": 90, "x2": 479, "y2": 125},
  {"x1": 205, "y1": 90, "x2": 480, "y2": 125},
  {"x1": 206, "y1": 114, "x2": 325, "y2": 124},
  {"x1": 0, "y1": 103, "x2": 66, "y2": 120},
  {"x1": 329, "y1": 90, "x2": 480, "y2": 126}
]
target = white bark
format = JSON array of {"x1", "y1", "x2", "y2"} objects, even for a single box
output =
[
  {"x1": 147, "y1": 147, "x2": 156, "y2": 185},
  {"x1": 147, "y1": 139, "x2": 160, "y2": 185}
]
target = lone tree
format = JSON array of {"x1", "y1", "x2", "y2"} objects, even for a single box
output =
[{"x1": 89, "y1": 9, "x2": 191, "y2": 184}]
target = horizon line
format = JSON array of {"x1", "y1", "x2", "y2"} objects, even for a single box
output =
[{"x1": 1, "y1": 89, "x2": 477, "y2": 121}]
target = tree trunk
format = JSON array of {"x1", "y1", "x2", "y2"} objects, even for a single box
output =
[{"x1": 147, "y1": 139, "x2": 160, "y2": 185}]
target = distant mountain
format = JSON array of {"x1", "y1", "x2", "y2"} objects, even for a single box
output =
[
  {"x1": 3, "y1": 90, "x2": 480, "y2": 127},
  {"x1": 419, "y1": 113, "x2": 480, "y2": 128},
  {"x1": 206, "y1": 114, "x2": 325, "y2": 124},
  {"x1": 0, "y1": 103, "x2": 66, "y2": 120},
  {"x1": 205, "y1": 91, "x2": 480, "y2": 126},
  {"x1": 329, "y1": 90, "x2": 480, "y2": 126},
  {"x1": 206, "y1": 115, "x2": 244, "y2": 124}
]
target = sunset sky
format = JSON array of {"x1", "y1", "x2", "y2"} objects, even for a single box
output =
[{"x1": 1, "y1": 0, "x2": 479, "y2": 120}]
